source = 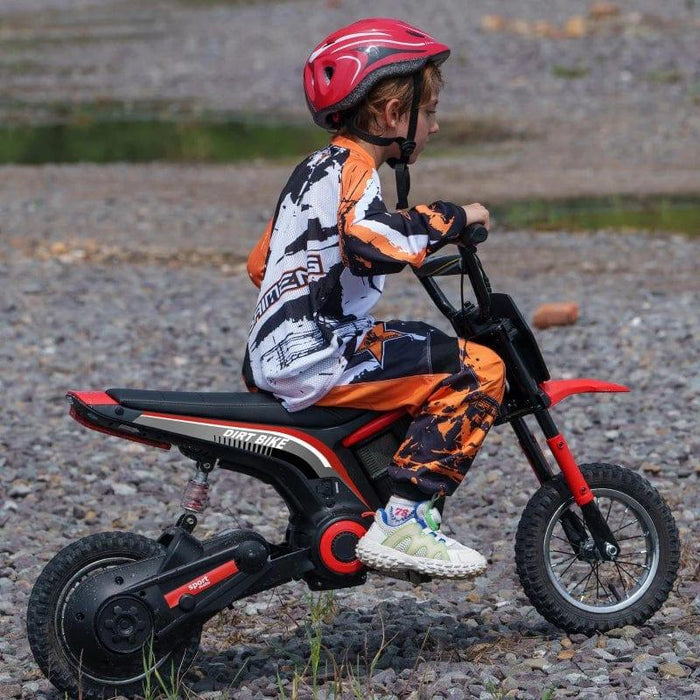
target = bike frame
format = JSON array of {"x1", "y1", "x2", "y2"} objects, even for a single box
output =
[{"x1": 64, "y1": 236, "x2": 631, "y2": 648}]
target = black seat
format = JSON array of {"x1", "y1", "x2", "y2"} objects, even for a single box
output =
[{"x1": 106, "y1": 388, "x2": 371, "y2": 429}]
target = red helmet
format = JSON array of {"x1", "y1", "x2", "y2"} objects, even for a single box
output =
[{"x1": 304, "y1": 18, "x2": 450, "y2": 129}]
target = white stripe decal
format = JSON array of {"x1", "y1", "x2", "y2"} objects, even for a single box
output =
[
  {"x1": 329, "y1": 38, "x2": 425, "y2": 55},
  {"x1": 336, "y1": 55, "x2": 363, "y2": 84},
  {"x1": 134, "y1": 414, "x2": 333, "y2": 471}
]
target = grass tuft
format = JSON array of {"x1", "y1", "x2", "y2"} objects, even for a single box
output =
[{"x1": 552, "y1": 64, "x2": 590, "y2": 79}]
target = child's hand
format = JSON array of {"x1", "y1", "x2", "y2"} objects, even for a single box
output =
[{"x1": 463, "y1": 203, "x2": 490, "y2": 230}]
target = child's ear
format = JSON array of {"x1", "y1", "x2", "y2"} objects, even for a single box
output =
[{"x1": 384, "y1": 98, "x2": 401, "y2": 129}]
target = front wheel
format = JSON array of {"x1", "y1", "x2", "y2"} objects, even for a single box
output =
[
  {"x1": 515, "y1": 463, "x2": 680, "y2": 634},
  {"x1": 27, "y1": 531, "x2": 202, "y2": 700}
]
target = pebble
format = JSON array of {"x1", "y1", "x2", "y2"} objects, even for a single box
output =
[
  {"x1": 633, "y1": 654, "x2": 659, "y2": 673},
  {"x1": 658, "y1": 662, "x2": 690, "y2": 678}
]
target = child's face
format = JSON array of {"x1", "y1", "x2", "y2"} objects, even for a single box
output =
[{"x1": 397, "y1": 91, "x2": 440, "y2": 163}]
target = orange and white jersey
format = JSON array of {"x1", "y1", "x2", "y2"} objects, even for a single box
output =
[{"x1": 246, "y1": 135, "x2": 466, "y2": 411}]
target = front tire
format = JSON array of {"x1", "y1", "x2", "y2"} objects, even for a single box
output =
[
  {"x1": 27, "y1": 531, "x2": 202, "y2": 699},
  {"x1": 515, "y1": 463, "x2": 680, "y2": 634}
]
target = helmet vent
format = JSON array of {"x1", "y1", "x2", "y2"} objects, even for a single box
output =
[{"x1": 324, "y1": 66, "x2": 334, "y2": 83}]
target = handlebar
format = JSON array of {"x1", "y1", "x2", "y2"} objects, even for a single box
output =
[
  {"x1": 461, "y1": 223, "x2": 488, "y2": 246},
  {"x1": 414, "y1": 223, "x2": 493, "y2": 325}
]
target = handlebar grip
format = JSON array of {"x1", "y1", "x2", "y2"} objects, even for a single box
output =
[{"x1": 462, "y1": 223, "x2": 488, "y2": 246}]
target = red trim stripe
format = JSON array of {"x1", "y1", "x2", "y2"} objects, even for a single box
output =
[
  {"x1": 164, "y1": 559, "x2": 239, "y2": 609},
  {"x1": 341, "y1": 409, "x2": 407, "y2": 447}
]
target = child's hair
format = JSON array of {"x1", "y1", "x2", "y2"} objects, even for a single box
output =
[{"x1": 339, "y1": 62, "x2": 443, "y2": 136}]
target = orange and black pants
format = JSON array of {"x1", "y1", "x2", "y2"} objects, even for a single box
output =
[{"x1": 316, "y1": 320, "x2": 506, "y2": 498}]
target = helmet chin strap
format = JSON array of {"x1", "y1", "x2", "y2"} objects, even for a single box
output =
[{"x1": 344, "y1": 72, "x2": 422, "y2": 210}]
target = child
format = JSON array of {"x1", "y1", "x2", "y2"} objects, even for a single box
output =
[{"x1": 245, "y1": 18, "x2": 505, "y2": 578}]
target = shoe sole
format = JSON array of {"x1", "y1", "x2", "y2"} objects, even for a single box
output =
[{"x1": 356, "y1": 540, "x2": 487, "y2": 580}]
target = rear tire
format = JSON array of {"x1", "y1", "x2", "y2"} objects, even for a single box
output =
[
  {"x1": 27, "y1": 531, "x2": 201, "y2": 699},
  {"x1": 515, "y1": 463, "x2": 680, "y2": 634}
]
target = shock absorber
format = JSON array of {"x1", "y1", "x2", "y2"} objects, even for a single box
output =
[{"x1": 178, "y1": 460, "x2": 216, "y2": 530}]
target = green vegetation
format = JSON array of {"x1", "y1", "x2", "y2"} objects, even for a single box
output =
[
  {"x1": 0, "y1": 117, "x2": 329, "y2": 164},
  {"x1": 0, "y1": 102, "x2": 523, "y2": 165},
  {"x1": 551, "y1": 64, "x2": 590, "y2": 79},
  {"x1": 645, "y1": 69, "x2": 683, "y2": 84},
  {"x1": 492, "y1": 194, "x2": 700, "y2": 236}
]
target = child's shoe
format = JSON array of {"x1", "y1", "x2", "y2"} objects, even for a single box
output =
[{"x1": 356, "y1": 498, "x2": 487, "y2": 579}]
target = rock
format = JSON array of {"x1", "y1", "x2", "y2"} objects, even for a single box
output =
[
  {"x1": 632, "y1": 653, "x2": 659, "y2": 673},
  {"x1": 681, "y1": 656, "x2": 700, "y2": 670},
  {"x1": 657, "y1": 662, "x2": 690, "y2": 678},
  {"x1": 563, "y1": 16, "x2": 588, "y2": 38},
  {"x1": 606, "y1": 638, "x2": 636, "y2": 653},
  {"x1": 21, "y1": 682, "x2": 41, "y2": 697},
  {"x1": 525, "y1": 658, "x2": 549, "y2": 671},
  {"x1": 593, "y1": 648, "x2": 617, "y2": 661},
  {"x1": 532, "y1": 302, "x2": 579, "y2": 329},
  {"x1": 372, "y1": 668, "x2": 396, "y2": 686},
  {"x1": 607, "y1": 625, "x2": 642, "y2": 639},
  {"x1": 533, "y1": 21, "x2": 560, "y2": 39},
  {"x1": 500, "y1": 677, "x2": 519, "y2": 693},
  {"x1": 481, "y1": 15, "x2": 506, "y2": 32},
  {"x1": 9, "y1": 484, "x2": 32, "y2": 498},
  {"x1": 111, "y1": 482, "x2": 137, "y2": 496},
  {"x1": 589, "y1": 2, "x2": 621, "y2": 20}
]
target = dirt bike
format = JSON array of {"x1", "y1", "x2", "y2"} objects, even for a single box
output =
[{"x1": 27, "y1": 224, "x2": 680, "y2": 699}]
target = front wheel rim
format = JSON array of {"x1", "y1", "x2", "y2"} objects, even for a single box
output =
[{"x1": 544, "y1": 488, "x2": 660, "y2": 614}]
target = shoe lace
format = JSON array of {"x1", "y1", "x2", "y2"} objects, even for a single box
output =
[{"x1": 416, "y1": 494, "x2": 453, "y2": 543}]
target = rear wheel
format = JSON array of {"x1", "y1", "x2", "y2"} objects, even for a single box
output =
[
  {"x1": 515, "y1": 463, "x2": 680, "y2": 634},
  {"x1": 27, "y1": 531, "x2": 201, "y2": 699}
]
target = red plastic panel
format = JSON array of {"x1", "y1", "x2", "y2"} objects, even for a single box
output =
[
  {"x1": 67, "y1": 391, "x2": 119, "y2": 406},
  {"x1": 164, "y1": 559, "x2": 239, "y2": 609},
  {"x1": 546, "y1": 434, "x2": 594, "y2": 506},
  {"x1": 540, "y1": 379, "x2": 630, "y2": 407}
]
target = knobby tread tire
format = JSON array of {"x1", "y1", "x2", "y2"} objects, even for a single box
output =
[
  {"x1": 27, "y1": 531, "x2": 201, "y2": 699},
  {"x1": 515, "y1": 463, "x2": 680, "y2": 635}
]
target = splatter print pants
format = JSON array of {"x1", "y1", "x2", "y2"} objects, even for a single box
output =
[{"x1": 316, "y1": 320, "x2": 506, "y2": 497}]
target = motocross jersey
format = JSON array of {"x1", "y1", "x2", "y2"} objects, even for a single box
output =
[{"x1": 246, "y1": 135, "x2": 467, "y2": 411}]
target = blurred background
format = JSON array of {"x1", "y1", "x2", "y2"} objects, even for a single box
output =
[{"x1": 1, "y1": 0, "x2": 699, "y2": 237}]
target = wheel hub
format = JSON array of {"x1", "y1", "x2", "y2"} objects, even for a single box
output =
[
  {"x1": 96, "y1": 597, "x2": 153, "y2": 654},
  {"x1": 577, "y1": 537, "x2": 601, "y2": 563}
]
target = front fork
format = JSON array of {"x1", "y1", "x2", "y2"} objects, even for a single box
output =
[{"x1": 510, "y1": 412, "x2": 620, "y2": 561}]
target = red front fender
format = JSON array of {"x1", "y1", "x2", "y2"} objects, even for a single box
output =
[{"x1": 540, "y1": 379, "x2": 630, "y2": 407}]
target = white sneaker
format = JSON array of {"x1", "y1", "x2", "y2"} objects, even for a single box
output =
[{"x1": 356, "y1": 500, "x2": 487, "y2": 579}]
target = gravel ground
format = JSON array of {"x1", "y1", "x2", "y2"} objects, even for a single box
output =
[
  {"x1": 1, "y1": 216, "x2": 698, "y2": 698},
  {"x1": 1, "y1": 1, "x2": 699, "y2": 698}
]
